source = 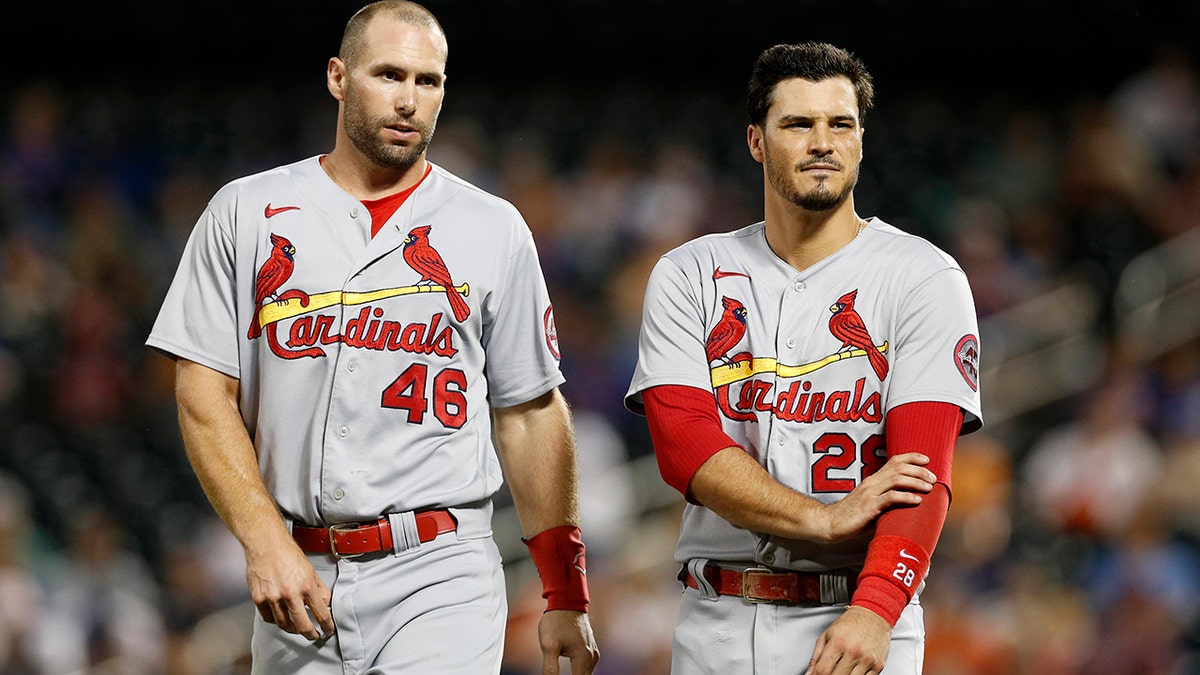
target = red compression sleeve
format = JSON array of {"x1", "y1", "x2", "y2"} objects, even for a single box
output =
[
  {"x1": 642, "y1": 385, "x2": 742, "y2": 500},
  {"x1": 851, "y1": 401, "x2": 963, "y2": 626}
]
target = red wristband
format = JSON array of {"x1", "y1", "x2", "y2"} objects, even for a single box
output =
[
  {"x1": 523, "y1": 525, "x2": 590, "y2": 612},
  {"x1": 850, "y1": 535, "x2": 930, "y2": 626}
]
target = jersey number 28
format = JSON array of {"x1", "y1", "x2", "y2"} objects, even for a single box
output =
[{"x1": 811, "y1": 432, "x2": 886, "y2": 493}]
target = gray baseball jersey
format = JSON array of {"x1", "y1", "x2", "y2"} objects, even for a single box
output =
[
  {"x1": 625, "y1": 218, "x2": 982, "y2": 571},
  {"x1": 147, "y1": 156, "x2": 564, "y2": 526}
]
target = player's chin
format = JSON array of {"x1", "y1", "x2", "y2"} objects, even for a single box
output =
[
  {"x1": 372, "y1": 146, "x2": 423, "y2": 170},
  {"x1": 795, "y1": 193, "x2": 843, "y2": 212}
]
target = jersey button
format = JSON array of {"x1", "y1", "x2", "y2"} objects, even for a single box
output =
[
  {"x1": 347, "y1": 360, "x2": 357, "y2": 372},
  {"x1": 334, "y1": 489, "x2": 345, "y2": 500},
  {"x1": 338, "y1": 426, "x2": 349, "y2": 438},
  {"x1": 793, "y1": 281, "x2": 806, "y2": 292},
  {"x1": 351, "y1": 207, "x2": 361, "y2": 218},
  {"x1": 785, "y1": 338, "x2": 796, "y2": 349},
  {"x1": 762, "y1": 553, "x2": 775, "y2": 565}
]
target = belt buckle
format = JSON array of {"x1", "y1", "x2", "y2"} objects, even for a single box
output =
[
  {"x1": 741, "y1": 566, "x2": 779, "y2": 604},
  {"x1": 328, "y1": 522, "x2": 366, "y2": 560}
]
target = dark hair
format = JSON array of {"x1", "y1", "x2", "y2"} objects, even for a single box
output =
[
  {"x1": 746, "y1": 42, "x2": 875, "y2": 126},
  {"x1": 340, "y1": 0, "x2": 446, "y2": 68}
]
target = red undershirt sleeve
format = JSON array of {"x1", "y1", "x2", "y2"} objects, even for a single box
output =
[
  {"x1": 641, "y1": 384, "x2": 741, "y2": 501},
  {"x1": 850, "y1": 400, "x2": 964, "y2": 626}
]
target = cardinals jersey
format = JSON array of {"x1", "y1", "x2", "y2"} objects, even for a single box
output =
[
  {"x1": 625, "y1": 218, "x2": 983, "y2": 571},
  {"x1": 148, "y1": 157, "x2": 563, "y2": 525}
]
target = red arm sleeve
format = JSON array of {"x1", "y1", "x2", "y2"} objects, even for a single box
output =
[
  {"x1": 641, "y1": 385, "x2": 742, "y2": 500},
  {"x1": 879, "y1": 398, "x2": 962, "y2": 534},
  {"x1": 850, "y1": 400, "x2": 964, "y2": 625}
]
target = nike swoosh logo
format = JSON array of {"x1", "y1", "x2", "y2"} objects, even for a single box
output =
[
  {"x1": 573, "y1": 552, "x2": 587, "y2": 576},
  {"x1": 713, "y1": 266, "x2": 751, "y2": 280},
  {"x1": 264, "y1": 203, "x2": 301, "y2": 218},
  {"x1": 899, "y1": 549, "x2": 919, "y2": 562}
]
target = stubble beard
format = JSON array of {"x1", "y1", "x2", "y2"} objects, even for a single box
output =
[
  {"x1": 768, "y1": 154, "x2": 860, "y2": 212},
  {"x1": 343, "y1": 90, "x2": 437, "y2": 170}
]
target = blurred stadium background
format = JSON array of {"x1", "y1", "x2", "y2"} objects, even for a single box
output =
[{"x1": 4, "y1": 1, "x2": 1200, "y2": 673}]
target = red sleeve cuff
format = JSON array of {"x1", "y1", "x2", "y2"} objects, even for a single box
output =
[
  {"x1": 642, "y1": 385, "x2": 741, "y2": 498},
  {"x1": 885, "y1": 400, "x2": 963, "y2": 490},
  {"x1": 851, "y1": 575, "x2": 911, "y2": 627}
]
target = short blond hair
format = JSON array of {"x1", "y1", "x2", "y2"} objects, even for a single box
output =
[{"x1": 339, "y1": 1, "x2": 446, "y2": 68}]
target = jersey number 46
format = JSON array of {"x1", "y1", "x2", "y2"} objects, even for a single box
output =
[{"x1": 381, "y1": 363, "x2": 467, "y2": 429}]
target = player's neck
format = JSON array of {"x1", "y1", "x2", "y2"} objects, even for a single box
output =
[
  {"x1": 764, "y1": 199, "x2": 863, "y2": 272},
  {"x1": 321, "y1": 149, "x2": 430, "y2": 201}
]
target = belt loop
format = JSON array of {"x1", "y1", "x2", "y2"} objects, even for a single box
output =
[
  {"x1": 390, "y1": 511, "x2": 421, "y2": 554},
  {"x1": 820, "y1": 571, "x2": 851, "y2": 605},
  {"x1": 686, "y1": 559, "x2": 718, "y2": 599}
]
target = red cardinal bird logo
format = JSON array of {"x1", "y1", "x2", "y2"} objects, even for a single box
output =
[
  {"x1": 248, "y1": 233, "x2": 296, "y2": 339},
  {"x1": 706, "y1": 296, "x2": 748, "y2": 366},
  {"x1": 402, "y1": 225, "x2": 471, "y2": 322},
  {"x1": 828, "y1": 289, "x2": 888, "y2": 380}
]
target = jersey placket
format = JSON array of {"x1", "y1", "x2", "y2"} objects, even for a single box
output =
[
  {"x1": 771, "y1": 274, "x2": 817, "y2": 491},
  {"x1": 320, "y1": 251, "x2": 377, "y2": 524}
]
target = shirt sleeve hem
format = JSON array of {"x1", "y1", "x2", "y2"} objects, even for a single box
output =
[{"x1": 144, "y1": 337, "x2": 240, "y2": 380}]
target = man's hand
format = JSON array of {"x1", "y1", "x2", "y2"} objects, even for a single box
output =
[
  {"x1": 806, "y1": 606, "x2": 893, "y2": 675},
  {"x1": 245, "y1": 542, "x2": 335, "y2": 640},
  {"x1": 537, "y1": 610, "x2": 599, "y2": 675},
  {"x1": 821, "y1": 452, "x2": 935, "y2": 542}
]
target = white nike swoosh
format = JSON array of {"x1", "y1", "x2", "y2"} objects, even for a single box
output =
[{"x1": 899, "y1": 549, "x2": 919, "y2": 562}]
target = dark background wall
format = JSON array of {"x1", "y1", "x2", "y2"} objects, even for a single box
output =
[{"x1": 12, "y1": 0, "x2": 1198, "y2": 94}]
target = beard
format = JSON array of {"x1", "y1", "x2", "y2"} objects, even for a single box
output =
[
  {"x1": 343, "y1": 88, "x2": 437, "y2": 170},
  {"x1": 766, "y1": 153, "x2": 859, "y2": 212}
]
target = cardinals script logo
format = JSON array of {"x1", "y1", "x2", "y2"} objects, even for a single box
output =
[
  {"x1": 246, "y1": 227, "x2": 474, "y2": 361},
  {"x1": 705, "y1": 289, "x2": 891, "y2": 425}
]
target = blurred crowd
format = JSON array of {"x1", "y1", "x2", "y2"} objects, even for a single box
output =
[{"x1": 2, "y1": 34, "x2": 1200, "y2": 675}]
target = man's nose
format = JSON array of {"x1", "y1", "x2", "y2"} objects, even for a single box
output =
[
  {"x1": 395, "y1": 81, "x2": 417, "y2": 114},
  {"x1": 809, "y1": 124, "x2": 834, "y2": 155}
]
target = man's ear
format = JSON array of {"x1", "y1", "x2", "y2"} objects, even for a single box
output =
[
  {"x1": 747, "y1": 125, "x2": 765, "y2": 164},
  {"x1": 327, "y1": 57, "x2": 348, "y2": 101}
]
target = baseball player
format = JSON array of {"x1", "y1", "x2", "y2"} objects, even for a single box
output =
[
  {"x1": 145, "y1": 2, "x2": 598, "y2": 673},
  {"x1": 625, "y1": 43, "x2": 983, "y2": 675}
]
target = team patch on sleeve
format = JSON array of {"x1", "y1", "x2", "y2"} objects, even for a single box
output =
[
  {"x1": 954, "y1": 334, "x2": 980, "y2": 391},
  {"x1": 544, "y1": 306, "x2": 560, "y2": 360}
]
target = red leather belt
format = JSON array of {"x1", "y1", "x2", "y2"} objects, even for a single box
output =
[
  {"x1": 292, "y1": 510, "x2": 457, "y2": 559},
  {"x1": 684, "y1": 564, "x2": 857, "y2": 605}
]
